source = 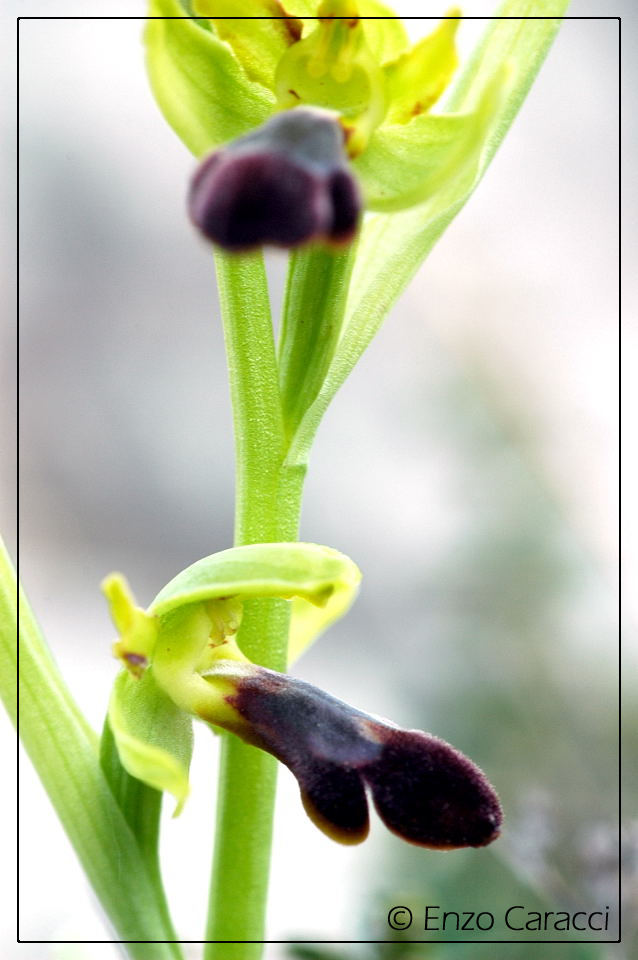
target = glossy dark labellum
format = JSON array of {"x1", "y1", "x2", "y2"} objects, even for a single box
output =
[
  {"x1": 188, "y1": 108, "x2": 361, "y2": 251},
  {"x1": 204, "y1": 662, "x2": 502, "y2": 848}
]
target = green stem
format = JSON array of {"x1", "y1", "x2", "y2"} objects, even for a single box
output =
[
  {"x1": 205, "y1": 242, "x2": 358, "y2": 953},
  {"x1": 0, "y1": 540, "x2": 183, "y2": 958},
  {"x1": 204, "y1": 252, "x2": 306, "y2": 958}
]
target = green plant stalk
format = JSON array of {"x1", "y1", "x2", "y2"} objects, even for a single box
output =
[
  {"x1": 205, "y1": 246, "x2": 356, "y2": 953},
  {"x1": 204, "y1": 251, "x2": 306, "y2": 958},
  {"x1": 0, "y1": 539, "x2": 183, "y2": 958}
]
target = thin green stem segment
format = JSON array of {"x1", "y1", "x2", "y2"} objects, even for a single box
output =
[
  {"x1": 0, "y1": 540, "x2": 183, "y2": 959},
  {"x1": 204, "y1": 252, "x2": 306, "y2": 958}
]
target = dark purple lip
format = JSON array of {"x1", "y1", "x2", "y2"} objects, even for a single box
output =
[{"x1": 203, "y1": 662, "x2": 503, "y2": 849}]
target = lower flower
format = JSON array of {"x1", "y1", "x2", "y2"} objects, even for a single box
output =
[{"x1": 103, "y1": 545, "x2": 501, "y2": 848}]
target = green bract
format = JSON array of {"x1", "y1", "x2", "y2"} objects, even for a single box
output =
[{"x1": 102, "y1": 543, "x2": 360, "y2": 811}]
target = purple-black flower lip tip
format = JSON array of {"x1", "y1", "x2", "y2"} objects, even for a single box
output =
[
  {"x1": 380, "y1": 800, "x2": 503, "y2": 851},
  {"x1": 188, "y1": 149, "x2": 361, "y2": 253},
  {"x1": 359, "y1": 724, "x2": 503, "y2": 850},
  {"x1": 221, "y1": 664, "x2": 503, "y2": 850},
  {"x1": 300, "y1": 787, "x2": 370, "y2": 846}
]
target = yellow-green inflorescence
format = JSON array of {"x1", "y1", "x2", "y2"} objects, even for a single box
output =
[{"x1": 146, "y1": 0, "x2": 506, "y2": 218}]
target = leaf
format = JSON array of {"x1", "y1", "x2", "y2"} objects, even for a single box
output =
[
  {"x1": 146, "y1": 0, "x2": 274, "y2": 156},
  {"x1": 445, "y1": 0, "x2": 567, "y2": 117},
  {"x1": 100, "y1": 716, "x2": 164, "y2": 864},
  {"x1": 285, "y1": 0, "x2": 569, "y2": 465},
  {"x1": 0, "y1": 539, "x2": 183, "y2": 953},
  {"x1": 0, "y1": 538, "x2": 18, "y2": 725},
  {"x1": 108, "y1": 668, "x2": 194, "y2": 816},
  {"x1": 354, "y1": 114, "x2": 468, "y2": 211},
  {"x1": 99, "y1": 716, "x2": 177, "y2": 941},
  {"x1": 194, "y1": 0, "x2": 303, "y2": 91},
  {"x1": 383, "y1": 10, "x2": 460, "y2": 124},
  {"x1": 287, "y1": 949, "x2": 353, "y2": 960}
]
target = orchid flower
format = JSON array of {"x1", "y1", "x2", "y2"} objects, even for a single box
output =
[
  {"x1": 103, "y1": 542, "x2": 502, "y2": 848},
  {"x1": 149, "y1": 0, "x2": 508, "y2": 245}
]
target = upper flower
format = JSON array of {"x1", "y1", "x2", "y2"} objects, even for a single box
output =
[{"x1": 147, "y1": 0, "x2": 507, "y2": 230}]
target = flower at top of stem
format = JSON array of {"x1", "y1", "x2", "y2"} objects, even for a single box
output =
[{"x1": 147, "y1": 0, "x2": 513, "y2": 249}]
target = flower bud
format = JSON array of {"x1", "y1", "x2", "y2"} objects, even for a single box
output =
[{"x1": 188, "y1": 107, "x2": 361, "y2": 251}]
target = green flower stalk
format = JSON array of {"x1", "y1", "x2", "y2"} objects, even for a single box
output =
[{"x1": 5, "y1": 3, "x2": 571, "y2": 955}]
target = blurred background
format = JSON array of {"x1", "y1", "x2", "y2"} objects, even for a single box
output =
[{"x1": 3, "y1": 1, "x2": 628, "y2": 958}]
